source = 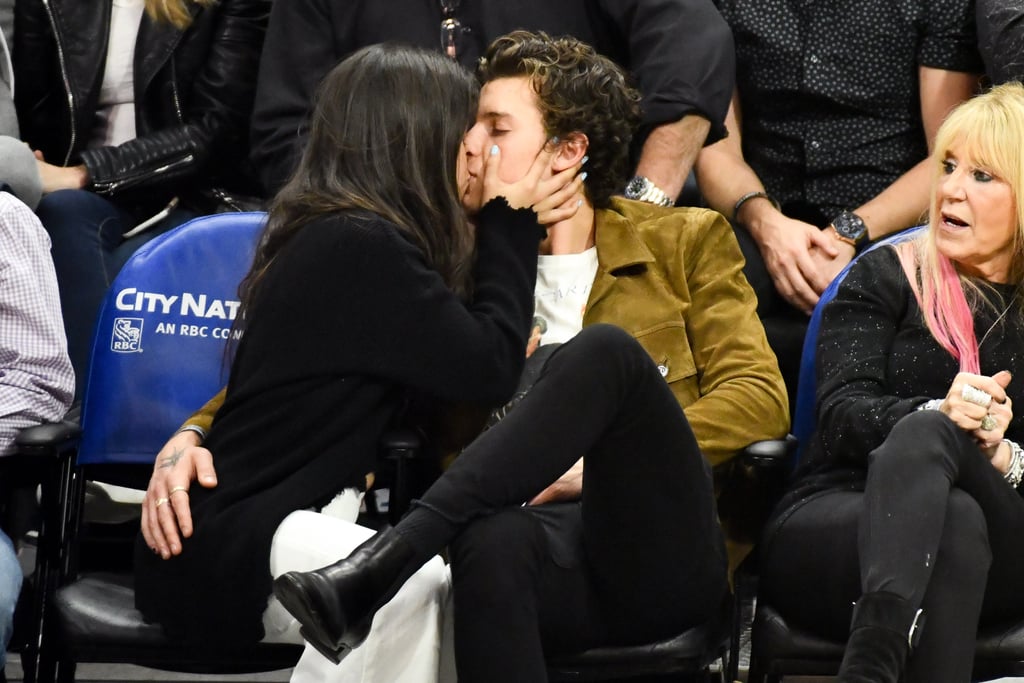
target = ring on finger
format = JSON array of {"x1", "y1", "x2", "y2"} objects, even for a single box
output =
[
  {"x1": 155, "y1": 497, "x2": 169, "y2": 507},
  {"x1": 981, "y1": 414, "x2": 998, "y2": 431},
  {"x1": 962, "y1": 384, "x2": 993, "y2": 408},
  {"x1": 169, "y1": 486, "x2": 188, "y2": 495}
]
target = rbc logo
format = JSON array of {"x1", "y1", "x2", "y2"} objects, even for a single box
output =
[{"x1": 111, "y1": 318, "x2": 143, "y2": 353}]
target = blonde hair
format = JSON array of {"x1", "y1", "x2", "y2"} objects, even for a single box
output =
[
  {"x1": 145, "y1": 0, "x2": 218, "y2": 29},
  {"x1": 897, "y1": 82, "x2": 1024, "y2": 372}
]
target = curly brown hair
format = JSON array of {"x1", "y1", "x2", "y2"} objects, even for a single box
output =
[{"x1": 477, "y1": 30, "x2": 641, "y2": 208}]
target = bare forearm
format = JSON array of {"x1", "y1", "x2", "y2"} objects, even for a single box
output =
[
  {"x1": 633, "y1": 114, "x2": 709, "y2": 200},
  {"x1": 694, "y1": 139, "x2": 771, "y2": 226},
  {"x1": 854, "y1": 159, "x2": 932, "y2": 240}
]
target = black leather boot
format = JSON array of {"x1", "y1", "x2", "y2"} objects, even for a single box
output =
[
  {"x1": 272, "y1": 528, "x2": 418, "y2": 664},
  {"x1": 837, "y1": 591, "x2": 924, "y2": 683}
]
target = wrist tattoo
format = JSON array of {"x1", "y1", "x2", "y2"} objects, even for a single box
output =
[{"x1": 159, "y1": 447, "x2": 184, "y2": 469}]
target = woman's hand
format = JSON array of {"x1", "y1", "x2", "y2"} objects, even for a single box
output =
[
  {"x1": 35, "y1": 150, "x2": 88, "y2": 193},
  {"x1": 141, "y1": 430, "x2": 219, "y2": 559},
  {"x1": 939, "y1": 370, "x2": 1013, "y2": 450},
  {"x1": 531, "y1": 161, "x2": 586, "y2": 226},
  {"x1": 481, "y1": 141, "x2": 583, "y2": 213}
]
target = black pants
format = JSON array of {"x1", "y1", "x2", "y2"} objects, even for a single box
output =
[
  {"x1": 417, "y1": 324, "x2": 728, "y2": 683},
  {"x1": 760, "y1": 410, "x2": 1024, "y2": 682}
]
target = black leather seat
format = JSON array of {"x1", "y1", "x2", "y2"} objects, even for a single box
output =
[
  {"x1": 748, "y1": 602, "x2": 1024, "y2": 682},
  {"x1": 546, "y1": 596, "x2": 732, "y2": 682},
  {"x1": 51, "y1": 573, "x2": 301, "y2": 677}
]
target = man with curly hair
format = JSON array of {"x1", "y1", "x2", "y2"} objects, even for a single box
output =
[{"x1": 439, "y1": 30, "x2": 786, "y2": 680}]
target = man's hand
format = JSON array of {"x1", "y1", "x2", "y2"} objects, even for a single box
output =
[
  {"x1": 141, "y1": 430, "x2": 218, "y2": 559},
  {"x1": 528, "y1": 458, "x2": 583, "y2": 506},
  {"x1": 752, "y1": 214, "x2": 839, "y2": 314}
]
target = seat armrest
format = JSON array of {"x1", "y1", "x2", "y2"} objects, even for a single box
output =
[
  {"x1": 14, "y1": 419, "x2": 81, "y2": 456},
  {"x1": 380, "y1": 428, "x2": 422, "y2": 457},
  {"x1": 740, "y1": 435, "x2": 798, "y2": 470}
]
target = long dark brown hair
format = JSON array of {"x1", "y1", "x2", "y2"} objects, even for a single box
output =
[{"x1": 237, "y1": 44, "x2": 479, "y2": 325}]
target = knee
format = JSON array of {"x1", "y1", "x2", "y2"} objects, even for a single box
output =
[
  {"x1": 869, "y1": 410, "x2": 962, "y2": 474},
  {"x1": 36, "y1": 190, "x2": 116, "y2": 239},
  {"x1": 560, "y1": 324, "x2": 648, "y2": 373}
]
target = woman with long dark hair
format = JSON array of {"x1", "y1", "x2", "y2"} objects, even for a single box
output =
[{"x1": 133, "y1": 41, "x2": 575, "y2": 656}]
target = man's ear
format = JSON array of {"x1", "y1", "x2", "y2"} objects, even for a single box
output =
[{"x1": 551, "y1": 132, "x2": 589, "y2": 172}]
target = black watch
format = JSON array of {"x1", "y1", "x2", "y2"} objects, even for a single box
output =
[{"x1": 829, "y1": 210, "x2": 868, "y2": 247}]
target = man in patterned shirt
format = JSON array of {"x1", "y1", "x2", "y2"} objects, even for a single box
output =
[
  {"x1": 0, "y1": 189, "x2": 73, "y2": 676},
  {"x1": 694, "y1": 0, "x2": 983, "y2": 401}
]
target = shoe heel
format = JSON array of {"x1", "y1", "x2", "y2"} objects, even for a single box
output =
[{"x1": 299, "y1": 626, "x2": 351, "y2": 665}]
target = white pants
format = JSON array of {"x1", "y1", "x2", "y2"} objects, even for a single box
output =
[{"x1": 260, "y1": 491, "x2": 456, "y2": 683}]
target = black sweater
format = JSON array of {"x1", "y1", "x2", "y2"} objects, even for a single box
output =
[
  {"x1": 135, "y1": 199, "x2": 542, "y2": 645},
  {"x1": 812, "y1": 246, "x2": 1024, "y2": 469}
]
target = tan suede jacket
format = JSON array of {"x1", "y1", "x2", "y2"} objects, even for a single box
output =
[
  {"x1": 585, "y1": 199, "x2": 788, "y2": 467},
  {"x1": 183, "y1": 199, "x2": 790, "y2": 563}
]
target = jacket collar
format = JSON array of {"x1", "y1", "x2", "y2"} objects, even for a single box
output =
[
  {"x1": 136, "y1": 4, "x2": 199, "y2": 98},
  {"x1": 588, "y1": 198, "x2": 657, "y2": 308}
]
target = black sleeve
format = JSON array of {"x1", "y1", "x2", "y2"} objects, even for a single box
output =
[
  {"x1": 248, "y1": 0, "x2": 345, "y2": 196},
  {"x1": 815, "y1": 248, "x2": 932, "y2": 466},
  {"x1": 976, "y1": 0, "x2": 1024, "y2": 84},
  {"x1": 258, "y1": 200, "x2": 545, "y2": 404},
  {"x1": 596, "y1": 0, "x2": 735, "y2": 144},
  {"x1": 79, "y1": 0, "x2": 271, "y2": 194},
  {"x1": 12, "y1": 0, "x2": 58, "y2": 147}
]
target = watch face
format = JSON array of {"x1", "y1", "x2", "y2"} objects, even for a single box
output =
[
  {"x1": 625, "y1": 176, "x2": 649, "y2": 199},
  {"x1": 833, "y1": 211, "x2": 867, "y2": 241}
]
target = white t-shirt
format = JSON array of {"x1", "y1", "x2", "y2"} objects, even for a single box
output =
[
  {"x1": 90, "y1": 0, "x2": 145, "y2": 148},
  {"x1": 530, "y1": 247, "x2": 599, "y2": 352}
]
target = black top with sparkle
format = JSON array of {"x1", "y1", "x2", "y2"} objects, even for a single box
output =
[{"x1": 812, "y1": 246, "x2": 1024, "y2": 468}]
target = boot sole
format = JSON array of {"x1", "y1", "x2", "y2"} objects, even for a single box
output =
[{"x1": 273, "y1": 574, "x2": 364, "y2": 664}]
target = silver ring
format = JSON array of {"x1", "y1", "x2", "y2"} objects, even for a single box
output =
[
  {"x1": 981, "y1": 414, "x2": 998, "y2": 431},
  {"x1": 155, "y1": 497, "x2": 169, "y2": 507},
  {"x1": 169, "y1": 486, "x2": 188, "y2": 495},
  {"x1": 962, "y1": 384, "x2": 993, "y2": 408}
]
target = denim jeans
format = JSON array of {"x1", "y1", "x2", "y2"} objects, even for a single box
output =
[
  {"x1": 35, "y1": 190, "x2": 196, "y2": 398},
  {"x1": 0, "y1": 531, "x2": 22, "y2": 669}
]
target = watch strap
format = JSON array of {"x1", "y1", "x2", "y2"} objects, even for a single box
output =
[{"x1": 625, "y1": 176, "x2": 674, "y2": 207}]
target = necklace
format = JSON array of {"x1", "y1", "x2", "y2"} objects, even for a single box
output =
[{"x1": 977, "y1": 287, "x2": 1020, "y2": 351}]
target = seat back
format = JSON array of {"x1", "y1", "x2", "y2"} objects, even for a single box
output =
[
  {"x1": 78, "y1": 212, "x2": 266, "y2": 466},
  {"x1": 791, "y1": 226, "x2": 926, "y2": 461}
]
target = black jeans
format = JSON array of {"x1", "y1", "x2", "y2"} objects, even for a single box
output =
[
  {"x1": 417, "y1": 324, "x2": 728, "y2": 683},
  {"x1": 760, "y1": 410, "x2": 1024, "y2": 683}
]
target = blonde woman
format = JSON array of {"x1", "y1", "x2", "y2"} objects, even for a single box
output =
[
  {"x1": 13, "y1": 0, "x2": 270, "y2": 396},
  {"x1": 759, "y1": 82, "x2": 1024, "y2": 683}
]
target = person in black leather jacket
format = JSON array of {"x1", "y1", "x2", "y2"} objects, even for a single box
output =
[{"x1": 13, "y1": 0, "x2": 270, "y2": 397}]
